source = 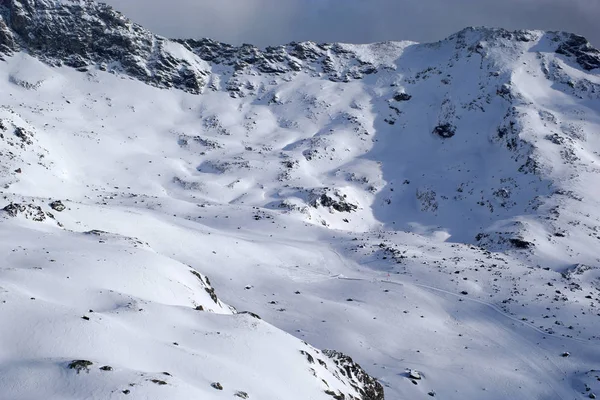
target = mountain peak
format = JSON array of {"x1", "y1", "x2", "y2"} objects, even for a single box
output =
[
  {"x1": 441, "y1": 26, "x2": 600, "y2": 71},
  {"x1": 1, "y1": 0, "x2": 598, "y2": 96},
  {"x1": 1, "y1": 0, "x2": 210, "y2": 92}
]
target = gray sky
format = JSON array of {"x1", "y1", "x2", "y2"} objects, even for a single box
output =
[{"x1": 102, "y1": 0, "x2": 600, "y2": 47}]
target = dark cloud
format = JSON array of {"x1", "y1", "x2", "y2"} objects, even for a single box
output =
[{"x1": 102, "y1": 0, "x2": 600, "y2": 47}]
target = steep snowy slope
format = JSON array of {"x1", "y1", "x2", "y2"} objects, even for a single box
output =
[
  {"x1": 1, "y1": 0, "x2": 600, "y2": 399},
  {"x1": 0, "y1": 216, "x2": 384, "y2": 400}
]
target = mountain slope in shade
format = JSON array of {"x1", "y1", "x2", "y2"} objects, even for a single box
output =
[{"x1": 1, "y1": 0, "x2": 600, "y2": 399}]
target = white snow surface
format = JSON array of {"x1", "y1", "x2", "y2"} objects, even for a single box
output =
[{"x1": 1, "y1": 24, "x2": 600, "y2": 400}]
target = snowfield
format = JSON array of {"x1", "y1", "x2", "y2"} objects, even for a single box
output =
[{"x1": 1, "y1": 1, "x2": 600, "y2": 399}]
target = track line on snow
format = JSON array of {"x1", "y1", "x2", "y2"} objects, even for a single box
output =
[
  {"x1": 336, "y1": 275, "x2": 574, "y2": 400},
  {"x1": 336, "y1": 274, "x2": 593, "y2": 346}
]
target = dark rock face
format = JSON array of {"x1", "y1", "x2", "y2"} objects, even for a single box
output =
[
  {"x1": 0, "y1": 0, "x2": 209, "y2": 93},
  {"x1": 68, "y1": 360, "x2": 93, "y2": 374},
  {"x1": 190, "y1": 270, "x2": 220, "y2": 304},
  {"x1": 323, "y1": 350, "x2": 385, "y2": 400},
  {"x1": 178, "y1": 39, "x2": 380, "y2": 82},
  {"x1": 0, "y1": 0, "x2": 386, "y2": 91},
  {"x1": 3, "y1": 202, "x2": 48, "y2": 221},
  {"x1": 49, "y1": 200, "x2": 66, "y2": 212},
  {"x1": 0, "y1": 13, "x2": 13, "y2": 56},
  {"x1": 448, "y1": 28, "x2": 599, "y2": 72},
  {"x1": 556, "y1": 34, "x2": 600, "y2": 71},
  {"x1": 508, "y1": 238, "x2": 534, "y2": 249},
  {"x1": 393, "y1": 93, "x2": 412, "y2": 101},
  {"x1": 433, "y1": 123, "x2": 456, "y2": 138},
  {"x1": 13, "y1": 126, "x2": 32, "y2": 145},
  {"x1": 319, "y1": 194, "x2": 358, "y2": 212},
  {"x1": 238, "y1": 311, "x2": 261, "y2": 319}
]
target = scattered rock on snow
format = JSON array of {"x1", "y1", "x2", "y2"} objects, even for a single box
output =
[
  {"x1": 432, "y1": 123, "x2": 456, "y2": 138},
  {"x1": 393, "y1": 92, "x2": 412, "y2": 101},
  {"x1": 408, "y1": 369, "x2": 422, "y2": 380},
  {"x1": 68, "y1": 360, "x2": 93, "y2": 374},
  {"x1": 49, "y1": 200, "x2": 66, "y2": 212}
]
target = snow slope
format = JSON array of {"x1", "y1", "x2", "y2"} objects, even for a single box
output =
[{"x1": 1, "y1": 1, "x2": 600, "y2": 399}]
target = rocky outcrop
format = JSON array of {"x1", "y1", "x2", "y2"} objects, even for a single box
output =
[
  {"x1": 0, "y1": 9, "x2": 14, "y2": 56},
  {"x1": 445, "y1": 27, "x2": 599, "y2": 71},
  {"x1": 2, "y1": 202, "x2": 53, "y2": 222},
  {"x1": 556, "y1": 33, "x2": 600, "y2": 71},
  {"x1": 323, "y1": 350, "x2": 385, "y2": 400},
  {"x1": 433, "y1": 123, "x2": 456, "y2": 138},
  {"x1": 309, "y1": 189, "x2": 358, "y2": 213},
  {"x1": 0, "y1": 0, "x2": 209, "y2": 93},
  {"x1": 178, "y1": 39, "x2": 383, "y2": 82},
  {"x1": 49, "y1": 200, "x2": 66, "y2": 212}
]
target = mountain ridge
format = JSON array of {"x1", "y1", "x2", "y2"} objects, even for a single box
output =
[{"x1": 1, "y1": 0, "x2": 598, "y2": 94}]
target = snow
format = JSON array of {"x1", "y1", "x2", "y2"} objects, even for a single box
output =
[{"x1": 1, "y1": 22, "x2": 600, "y2": 400}]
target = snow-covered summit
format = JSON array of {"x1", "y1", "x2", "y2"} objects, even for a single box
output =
[{"x1": 2, "y1": 0, "x2": 598, "y2": 91}]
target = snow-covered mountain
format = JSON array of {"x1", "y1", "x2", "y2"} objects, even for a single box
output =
[{"x1": 1, "y1": 0, "x2": 600, "y2": 399}]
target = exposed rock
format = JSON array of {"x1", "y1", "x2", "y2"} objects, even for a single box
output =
[
  {"x1": 49, "y1": 200, "x2": 66, "y2": 212},
  {"x1": 556, "y1": 33, "x2": 600, "y2": 71},
  {"x1": 562, "y1": 264, "x2": 595, "y2": 280},
  {"x1": 432, "y1": 123, "x2": 456, "y2": 138},
  {"x1": 13, "y1": 127, "x2": 32, "y2": 145},
  {"x1": 179, "y1": 39, "x2": 381, "y2": 83},
  {"x1": 190, "y1": 270, "x2": 220, "y2": 304},
  {"x1": 68, "y1": 360, "x2": 93, "y2": 374},
  {"x1": 393, "y1": 92, "x2": 412, "y2": 101},
  {"x1": 300, "y1": 350, "x2": 315, "y2": 364},
  {"x1": 0, "y1": 0, "x2": 209, "y2": 93},
  {"x1": 323, "y1": 349, "x2": 384, "y2": 400},
  {"x1": 508, "y1": 238, "x2": 533, "y2": 249},
  {"x1": 0, "y1": 14, "x2": 14, "y2": 56},
  {"x1": 239, "y1": 311, "x2": 261, "y2": 319},
  {"x1": 320, "y1": 194, "x2": 357, "y2": 212},
  {"x1": 408, "y1": 369, "x2": 421, "y2": 380},
  {"x1": 2, "y1": 203, "x2": 49, "y2": 222},
  {"x1": 309, "y1": 190, "x2": 358, "y2": 213}
]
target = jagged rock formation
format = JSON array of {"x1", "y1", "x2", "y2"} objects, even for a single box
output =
[
  {"x1": 177, "y1": 38, "x2": 388, "y2": 82},
  {"x1": 0, "y1": 0, "x2": 209, "y2": 92},
  {"x1": 323, "y1": 350, "x2": 385, "y2": 400}
]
